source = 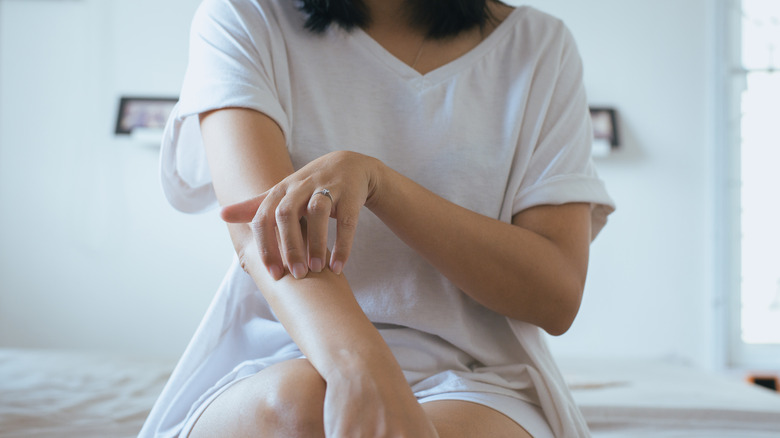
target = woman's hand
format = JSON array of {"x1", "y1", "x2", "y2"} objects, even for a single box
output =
[
  {"x1": 221, "y1": 151, "x2": 383, "y2": 280},
  {"x1": 322, "y1": 354, "x2": 439, "y2": 438}
]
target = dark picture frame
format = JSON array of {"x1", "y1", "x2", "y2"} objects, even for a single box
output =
[
  {"x1": 589, "y1": 107, "x2": 619, "y2": 148},
  {"x1": 115, "y1": 96, "x2": 178, "y2": 135}
]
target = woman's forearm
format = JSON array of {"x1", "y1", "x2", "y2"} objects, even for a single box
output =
[
  {"x1": 366, "y1": 161, "x2": 591, "y2": 335},
  {"x1": 229, "y1": 222, "x2": 406, "y2": 381},
  {"x1": 200, "y1": 108, "x2": 405, "y2": 381}
]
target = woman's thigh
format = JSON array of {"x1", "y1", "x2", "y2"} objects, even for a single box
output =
[{"x1": 188, "y1": 358, "x2": 538, "y2": 438}]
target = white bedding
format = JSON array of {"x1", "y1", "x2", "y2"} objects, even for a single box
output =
[
  {"x1": 0, "y1": 349, "x2": 171, "y2": 438},
  {"x1": 558, "y1": 357, "x2": 780, "y2": 437},
  {"x1": 1, "y1": 349, "x2": 779, "y2": 437}
]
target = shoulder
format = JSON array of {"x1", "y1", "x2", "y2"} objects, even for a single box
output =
[
  {"x1": 191, "y1": 0, "x2": 303, "y2": 40},
  {"x1": 501, "y1": 6, "x2": 577, "y2": 54},
  {"x1": 490, "y1": 5, "x2": 582, "y2": 79},
  {"x1": 187, "y1": 0, "x2": 313, "y2": 69},
  {"x1": 511, "y1": 6, "x2": 567, "y2": 35},
  {"x1": 193, "y1": 0, "x2": 281, "y2": 19}
]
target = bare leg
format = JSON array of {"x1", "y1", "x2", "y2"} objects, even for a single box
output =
[
  {"x1": 189, "y1": 359, "x2": 326, "y2": 438},
  {"x1": 190, "y1": 358, "x2": 534, "y2": 438}
]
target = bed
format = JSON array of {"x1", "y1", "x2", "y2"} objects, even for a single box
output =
[
  {"x1": 0, "y1": 349, "x2": 172, "y2": 438},
  {"x1": 559, "y1": 357, "x2": 780, "y2": 437},
  {"x1": 1, "y1": 349, "x2": 779, "y2": 437}
]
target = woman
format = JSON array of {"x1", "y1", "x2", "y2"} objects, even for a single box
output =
[{"x1": 140, "y1": 0, "x2": 614, "y2": 436}]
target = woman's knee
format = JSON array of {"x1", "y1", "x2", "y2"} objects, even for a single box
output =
[
  {"x1": 249, "y1": 359, "x2": 327, "y2": 434},
  {"x1": 191, "y1": 359, "x2": 326, "y2": 437}
]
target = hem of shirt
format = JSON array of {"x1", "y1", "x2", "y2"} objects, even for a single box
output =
[
  {"x1": 159, "y1": 90, "x2": 290, "y2": 214},
  {"x1": 512, "y1": 174, "x2": 615, "y2": 238},
  {"x1": 418, "y1": 391, "x2": 555, "y2": 438}
]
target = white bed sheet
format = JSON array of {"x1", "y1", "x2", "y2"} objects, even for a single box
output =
[
  {"x1": 558, "y1": 357, "x2": 780, "y2": 437},
  {"x1": 2, "y1": 349, "x2": 779, "y2": 438},
  {"x1": 0, "y1": 349, "x2": 172, "y2": 438}
]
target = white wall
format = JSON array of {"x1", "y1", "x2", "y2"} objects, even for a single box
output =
[
  {"x1": 0, "y1": 0, "x2": 234, "y2": 360},
  {"x1": 0, "y1": 0, "x2": 723, "y2": 366},
  {"x1": 518, "y1": 0, "x2": 720, "y2": 368}
]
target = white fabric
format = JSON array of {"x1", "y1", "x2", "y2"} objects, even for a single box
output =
[
  {"x1": 144, "y1": 0, "x2": 615, "y2": 437},
  {"x1": 558, "y1": 358, "x2": 780, "y2": 436},
  {"x1": 419, "y1": 392, "x2": 555, "y2": 438},
  {"x1": 0, "y1": 349, "x2": 172, "y2": 438}
]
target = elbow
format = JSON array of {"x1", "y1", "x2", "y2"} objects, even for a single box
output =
[
  {"x1": 544, "y1": 314, "x2": 575, "y2": 337},
  {"x1": 543, "y1": 283, "x2": 584, "y2": 337}
]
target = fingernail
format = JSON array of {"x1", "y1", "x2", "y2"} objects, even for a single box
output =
[
  {"x1": 330, "y1": 260, "x2": 343, "y2": 275},
  {"x1": 269, "y1": 264, "x2": 284, "y2": 280},
  {"x1": 292, "y1": 263, "x2": 308, "y2": 279},
  {"x1": 310, "y1": 258, "x2": 324, "y2": 273}
]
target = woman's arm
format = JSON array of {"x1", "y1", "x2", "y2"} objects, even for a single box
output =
[
  {"x1": 224, "y1": 150, "x2": 591, "y2": 336},
  {"x1": 367, "y1": 163, "x2": 591, "y2": 336},
  {"x1": 200, "y1": 107, "x2": 369, "y2": 370},
  {"x1": 200, "y1": 107, "x2": 437, "y2": 437}
]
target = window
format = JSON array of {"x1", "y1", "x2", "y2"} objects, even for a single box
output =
[{"x1": 728, "y1": 0, "x2": 780, "y2": 367}]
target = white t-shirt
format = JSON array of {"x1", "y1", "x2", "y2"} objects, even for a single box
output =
[{"x1": 143, "y1": 0, "x2": 615, "y2": 436}]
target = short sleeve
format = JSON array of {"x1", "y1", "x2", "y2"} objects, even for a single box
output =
[
  {"x1": 511, "y1": 25, "x2": 614, "y2": 238},
  {"x1": 160, "y1": 0, "x2": 291, "y2": 213}
]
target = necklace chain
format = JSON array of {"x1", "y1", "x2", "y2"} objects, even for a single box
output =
[{"x1": 411, "y1": 38, "x2": 426, "y2": 69}]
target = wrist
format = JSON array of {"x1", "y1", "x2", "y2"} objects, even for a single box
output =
[
  {"x1": 364, "y1": 156, "x2": 390, "y2": 212},
  {"x1": 322, "y1": 344, "x2": 403, "y2": 385}
]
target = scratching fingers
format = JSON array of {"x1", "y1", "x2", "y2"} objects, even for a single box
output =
[
  {"x1": 329, "y1": 201, "x2": 360, "y2": 275},
  {"x1": 306, "y1": 190, "x2": 333, "y2": 273}
]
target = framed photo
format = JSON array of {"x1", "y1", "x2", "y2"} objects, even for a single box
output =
[
  {"x1": 115, "y1": 96, "x2": 178, "y2": 135},
  {"x1": 589, "y1": 107, "x2": 619, "y2": 148}
]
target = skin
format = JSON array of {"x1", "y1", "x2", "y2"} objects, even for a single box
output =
[{"x1": 189, "y1": 0, "x2": 591, "y2": 436}]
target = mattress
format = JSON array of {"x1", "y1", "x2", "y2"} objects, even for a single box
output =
[
  {"x1": 0, "y1": 349, "x2": 172, "y2": 438},
  {"x1": 2, "y1": 349, "x2": 779, "y2": 437},
  {"x1": 558, "y1": 357, "x2": 780, "y2": 437}
]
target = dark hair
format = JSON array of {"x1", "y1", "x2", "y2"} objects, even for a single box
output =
[{"x1": 297, "y1": 0, "x2": 500, "y2": 39}]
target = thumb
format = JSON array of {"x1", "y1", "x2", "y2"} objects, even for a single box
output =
[{"x1": 220, "y1": 193, "x2": 266, "y2": 223}]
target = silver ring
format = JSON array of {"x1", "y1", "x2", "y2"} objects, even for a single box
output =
[{"x1": 313, "y1": 188, "x2": 333, "y2": 202}]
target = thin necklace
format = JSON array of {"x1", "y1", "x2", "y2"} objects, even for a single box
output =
[{"x1": 411, "y1": 38, "x2": 426, "y2": 69}]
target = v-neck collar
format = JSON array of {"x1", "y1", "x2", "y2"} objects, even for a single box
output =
[{"x1": 347, "y1": 7, "x2": 525, "y2": 88}]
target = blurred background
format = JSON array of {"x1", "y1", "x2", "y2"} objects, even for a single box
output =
[{"x1": 0, "y1": 0, "x2": 777, "y2": 373}]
